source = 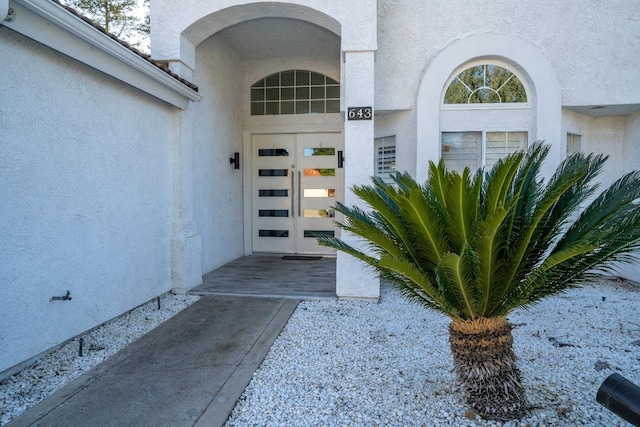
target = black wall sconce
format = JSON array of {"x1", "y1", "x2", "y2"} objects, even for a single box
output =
[{"x1": 230, "y1": 152, "x2": 240, "y2": 169}]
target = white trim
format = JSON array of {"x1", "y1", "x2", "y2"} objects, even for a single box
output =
[{"x1": 2, "y1": 0, "x2": 201, "y2": 109}]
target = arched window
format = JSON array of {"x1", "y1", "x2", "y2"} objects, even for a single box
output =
[
  {"x1": 251, "y1": 70, "x2": 340, "y2": 115},
  {"x1": 444, "y1": 64, "x2": 527, "y2": 104},
  {"x1": 441, "y1": 63, "x2": 531, "y2": 171}
]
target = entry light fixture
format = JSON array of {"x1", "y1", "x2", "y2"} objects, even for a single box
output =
[{"x1": 230, "y1": 152, "x2": 240, "y2": 169}]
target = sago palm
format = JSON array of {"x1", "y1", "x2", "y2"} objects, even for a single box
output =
[{"x1": 318, "y1": 142, "x2": 640, "y2": 421}]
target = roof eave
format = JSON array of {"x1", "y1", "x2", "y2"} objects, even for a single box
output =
[{"x1": 2, "y1": 0, "x2": 202, "y2": 109}]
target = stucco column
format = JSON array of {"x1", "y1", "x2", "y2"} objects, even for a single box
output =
[
  {"x1": 336, "y1": 50, "x2": 379, "y2": 301},
  {"x1": 171, "y1": 103, "x2": 202, "y2": 294}
]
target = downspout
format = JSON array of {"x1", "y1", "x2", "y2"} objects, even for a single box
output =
[{"x1": 1, "y1": 0, "x2": 14, "y2": 21}]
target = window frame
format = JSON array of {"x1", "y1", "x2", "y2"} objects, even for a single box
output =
[
  {"x1": 374, "y1": 135, "x2": 397, "y2": 183},
  {"x1": 250, "y1": 70, "x2": 340, "y2": 116},
  {"x1": 566, "y1": 133, "x2": 582, "y2": 156},
  {"x1": 441, "y1": 130, "x2": 529, "y2": 171},
  {"x1": 441, "y1": 60, "x2": 532, "y2": 110}
]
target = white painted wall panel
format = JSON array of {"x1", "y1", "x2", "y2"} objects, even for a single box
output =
[
  {"x1": 0, "y1": 28, "x2": 177, "y2": 374},
  {"x1": 192, "y1": 36, "x2": 245, "y2": 274}
]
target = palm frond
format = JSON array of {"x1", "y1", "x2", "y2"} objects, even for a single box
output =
[
  {"x1": 320, "y1": 142, "x2": 640, "y2": 320},
  {"x1": 435, "y1": 246, "x2": 481, "y2": 319}
]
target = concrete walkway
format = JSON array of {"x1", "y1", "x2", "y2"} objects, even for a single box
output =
[{"x1": 8, "y1": 296, "x2": 298, "y2": 427}]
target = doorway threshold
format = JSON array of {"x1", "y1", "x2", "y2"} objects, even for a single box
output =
[{"x1": 190, "y1": 254, "x2": 337, "y2": 300}]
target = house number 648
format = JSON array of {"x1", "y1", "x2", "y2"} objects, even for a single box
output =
[{"x1": 347, "y1": 107, "x2": 373, "y2": 120}]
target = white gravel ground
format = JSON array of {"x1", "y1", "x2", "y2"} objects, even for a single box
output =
[
  {"x1": 2, "y1": 280, "x2": 639, "y2": 427},
  {"x1": 0, "y1": 293, "x2": 200, "y2": 426},
  {"x1": 226, "y1": 279, "x2": 640, "y2": 427}
]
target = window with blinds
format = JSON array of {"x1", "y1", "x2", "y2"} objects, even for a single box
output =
[
  {"x1": 441, "y1": 131, "x2": 527, "y2": 171},
  {"x1": 374, "y1": 136, "x2": 396, "y2": 183}
]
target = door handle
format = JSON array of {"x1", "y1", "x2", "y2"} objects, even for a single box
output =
[
  {"x1": 298, "y1": 170, "x2": 302, "y2": 217},
  {"x1": 338, "y1": 150, "x2": 344, "y2": 168},
  {"x1": 290, "y1": 170, "x2": 294, "y2": 217}
]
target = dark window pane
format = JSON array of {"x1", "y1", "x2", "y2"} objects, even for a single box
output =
[
  {"x1": 281, "y1": 101, "x2": 294, "y2": 115},
  {"x1": 326, "y1": 86, "x2": 340, "y2": 99},
  {"x1": 304, "y1": 230, "x2": 335, "y2": 238},
  {"x1": 259, "y1": 209, "x2": 289, "y2": 217},
  {"x1": 281, "y1": 71, "x2": 295, "y2": 86},
  {"x1": 266, "y1": 88, "x2": 279, "y2": 101},
  {"x1": 251, "y1": 88, "x2": 265, "y2": 101},
  {"x1": 251, "y1": 102, "x2": 264, "y2": 115},
  {"x1": 259, "y1": 189, "x2": 289, "y2": 197},
  {"x1": 259, "y1": 230, "x2": 289, "y2": 237},
  {"x1": 296, "y1": 101, "x2": 310, "y2": 114},
  {"x1": 311, "y1": 100, "x2": 324, "y2": 113},
  {"x1": 252, "y1": 79, "x2": 265, "y2": 88},
  {"x1": 311, "y1": 86, "x2": 325, "y2": 100},
  {"x1": 281, "y1": 88, "x2": 294, "y2": 100},
  {"x1": 259, "y1": 169, "x2": 289, "y2": 176},
  {"x1": 326, "y1": 76, "x2": 338, "y2": 85},
  {"x1": 296, "y1": 87, "x2": 310, "y2": 99},
  {"x1": 258, "y1": 148, "x2": 289, "y2": 156},
  {"x1": 265, "y1": 102, "x2": 279, "y2": 115},
  {"x1": 296, "y1": 70, "x2": 310, "y2": 85},
  {"x1": 311, "y1": 72, "x2": 324, "y2": 85},
  {"x1": 326, "y1": 100, "x2": 340, "y2": 113},
  {"x1": 266, "y1": 74, "x2": 279, "y2": 87}
]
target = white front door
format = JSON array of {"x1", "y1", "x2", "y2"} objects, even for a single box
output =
[{"x1": 252, "y1": 133, "x2": 344, "y2": 254}]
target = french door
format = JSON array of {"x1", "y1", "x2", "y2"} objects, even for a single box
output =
[{"x1": 252, "y1": 133, "x2": 343, "y2": 254}]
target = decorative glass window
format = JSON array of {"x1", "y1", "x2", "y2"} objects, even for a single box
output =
[
  {"x1": 567, "y1": 133, "x2": 582, "y2": 155},
  {"x1": 442, "y1": 131, "x2": 527, "y2": 171},
  {"x1": 374, "y1": 136, "x2": 396, "y2": 183},
  {"x1": 251, "y1": 70, "x2": 340, "y2": 115},
  {"x1": 444, "y1": 64, "x2": 527, "y2": 104}
]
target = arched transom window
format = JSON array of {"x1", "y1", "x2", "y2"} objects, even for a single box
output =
[
  {"x1": 444, "y1": 64, "x2": 527, "y2": 104},
  {"x1": 251, "y1": 70, "x2": 340, "y2": 115}
]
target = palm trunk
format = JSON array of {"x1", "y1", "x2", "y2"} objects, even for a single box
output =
[{"x1": 449, "y1": 316, "x2": 526, "y2": 421}]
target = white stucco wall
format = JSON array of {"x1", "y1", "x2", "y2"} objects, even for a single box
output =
[
  {"x1": 192, "y1": 36, "x2": 245, "y2": 274},
  {"x1": 623, "y1": 111, "x2": 640, "y2": 174},
  {"x1": 619, "y1": 111, "x2": 640, "y2": 282},
  {"x1": 152, "y1": 0, "x2": 376, "y2": 74},
  {"x1": 0, "y1": 28, "x2": 178, "y2": 375},
  {"x1": 376, "y1": 0, "x2": 640, "y2": 111},
  {"x1": 374, "y1": 111, "x2": 416, "y2": 178},
  {"x1": 562, "y1": 109, "x2": 626, "y2": 188}
]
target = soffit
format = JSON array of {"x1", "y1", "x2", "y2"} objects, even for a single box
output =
[
  {"x1": 565, "y1": 104, "x2": 640, "y2": 117},
  {"x1": 215, "y1": 17, "x2": 340, "y2": 60}
]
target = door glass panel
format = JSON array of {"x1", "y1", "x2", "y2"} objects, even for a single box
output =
[
  {"x1": 259, "y1": 148, "x2": 289, "y2": 156},
  {"x1": 303, "y1": 230, "x2": 335, "y2": 238},
  {"x1": 259, "y1": 230, "x2": 289, "y2": 237},
  {"x1": 259, "y1": 169, "x2": 288, "y2": 176},
  {"x1": 304, "y1": 189, "x2": 335, "y2": 197},
  {"x1": 259, "y1": 189, "x2": 289, "y2": 197},
  {"x1": 259, "y1": 210, "x2": 289, "y2": 217},
  {"x1": 304, "y1": 148, "x2": 335, "y2": 156},
  {"x1": 304, "y1": 168, "x2": 335, "y2": 177},
  {"x1": 304, "y1": 209, "x2": 335, "y2": 218}
]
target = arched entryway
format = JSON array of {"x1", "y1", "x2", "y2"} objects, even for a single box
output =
[{"x1": 152, "y1": 1, "x2": 379, "y2": 299}]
